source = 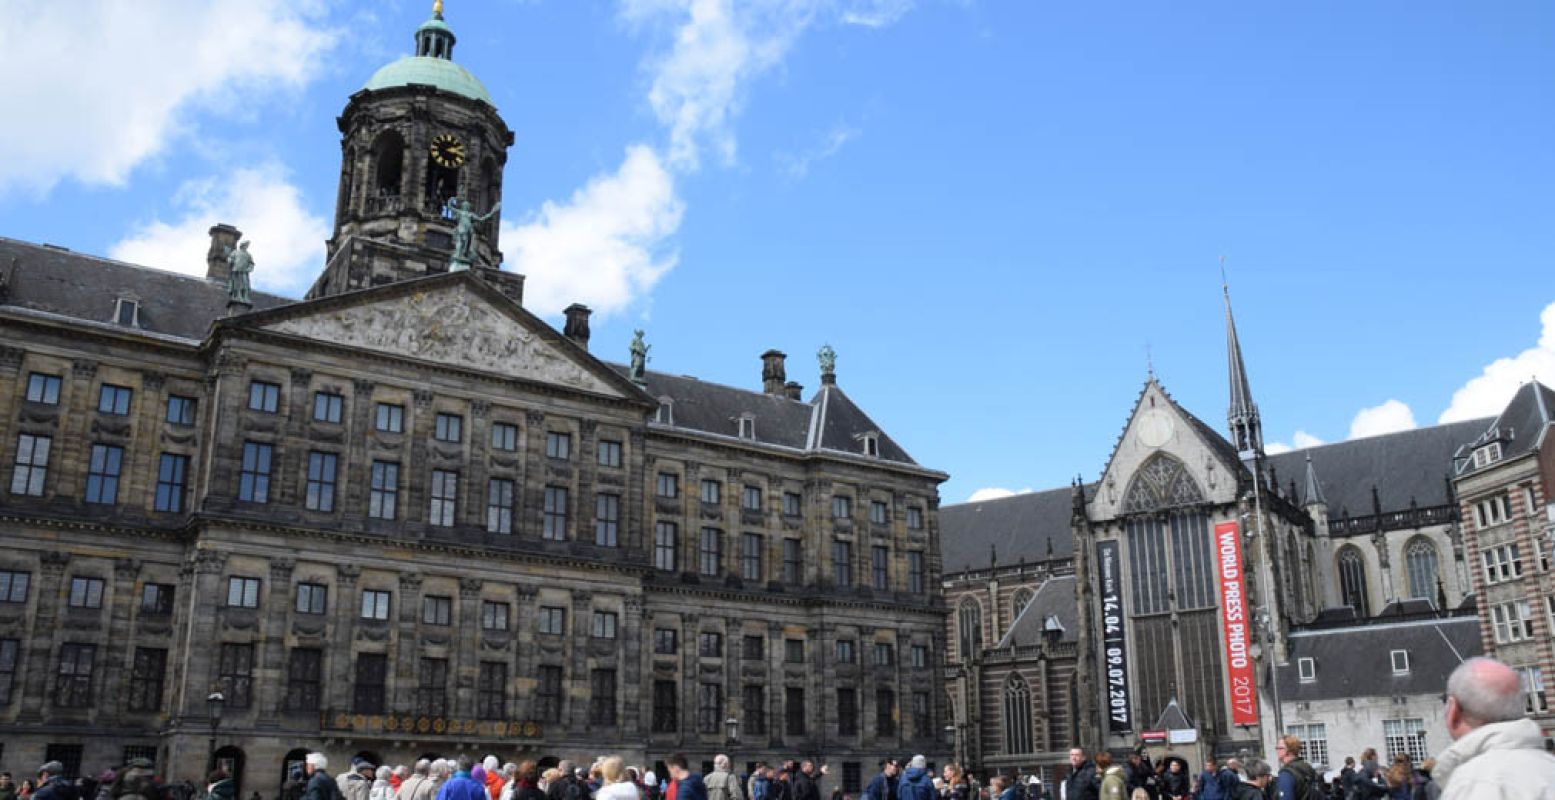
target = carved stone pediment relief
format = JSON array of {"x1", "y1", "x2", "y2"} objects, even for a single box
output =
[
  {"x1": 265, "y1": 284, "x2": 624, "y2": 396},
  {"x1": 293, "y1": 616, "x2": 327, "y2": 637}
]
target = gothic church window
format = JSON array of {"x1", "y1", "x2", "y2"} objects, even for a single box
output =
[
  {"x1": 1121, "y1": 453, "x2": 1204, "y2": 514},
  {"x1": 957, "y1": 598, "x2": 982, "y2": 660},
  {"x1": 1337, "y1": 546, "x2": 1370, "y2": 615},
  {"x1": 1010, "y1": 588, "x2": 1033, "y2": 622},
  {"x1": 1404, "y1": 537, "x2": 1441, "y2": 605},
  {"x1": 1002, "y1": 674, "x2": 1034, "y2": 755}
]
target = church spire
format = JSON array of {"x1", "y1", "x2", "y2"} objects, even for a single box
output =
[
  {"x1": 1302, "y1": 453, "x2": 1327, "y2": 507},
  {"x1": 1223, "y1": 277, "x2": 1263, "y2": 460}
]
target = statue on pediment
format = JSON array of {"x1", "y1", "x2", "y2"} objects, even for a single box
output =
[
  {"x1": 629, "y1": 329, "x2": 650, "y2": 382},
  {"x1": 224, "y1": 241, "x2": 254, "y2": 305},
  {"x1": 447, "y1": 197, "x2": 501, "y2": 271}
]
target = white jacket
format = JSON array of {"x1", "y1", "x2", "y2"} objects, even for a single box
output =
[{"x1": 1435, "y1": 718, "x2": 1555, "y2": 800}]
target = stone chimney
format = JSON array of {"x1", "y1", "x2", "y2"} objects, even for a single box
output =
[
  {"x1": 761, "y1": 349, "x2": 787, "y2": 395},
  {"x1": 783, "y1": 381, "x2": 803, "y2": 400},
  {"x1": 206, "y1": 223, "x2": 242, "y2": 282},
  {"x1": 563, "y1": 303, "x2": 592, "y2": 350}
]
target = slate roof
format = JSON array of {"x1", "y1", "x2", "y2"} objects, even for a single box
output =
[
  {"x1": 996, "y1": 575, "x2": 1078, "y2": 647},
  {"x1": 807, "y1": 382, "x2": 917, "y2": 464},
  {"x1": 1266, "y1": 419, "x2": 1491, "y2": 515},
  {"x1": 939, "y1": 486, "x2": 1080, "y2": 574},
  {"x1": 1275, "y1": 614, "x2": 1482, "y2": 702},
  {"x1": 1455, "y1": 381, "x2": 1555, "y2": 477},
  {"x1": 0, "y1": 237, "x2": 293, "y2": 341}
]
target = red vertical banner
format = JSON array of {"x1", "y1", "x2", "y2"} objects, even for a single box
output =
[{"x1": 1215, "y1": 521, "x2": 1260, "y2": 726}]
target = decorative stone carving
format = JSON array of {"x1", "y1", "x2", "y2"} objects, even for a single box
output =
[
  {"x1": 91, "y1": 418, "x2": 132, "y2": 437},
  {"x1": 337, "y1": 563, "x2": 362, "y2": 587},
  {"x1": 353, "y1": 378, "x2": 375, "y2": 396},
  {"x1": 525, "y1": 410, "x2": 545, "y2": 425},
  {"x1": 460, "y1": 577, "x2": 483, "y2": 598},
  {"x1": 293, "y1": 616, "x2": 328, "y2": 637},
  {"x1": 141, "y1": 371, "x2": 166, "y2": 390},
  {"x1": 471, "y1": 400, "x2": 490, "y2": 419},
  {"x1": 0, "y1": 345, "x2": 23, "y2": 372},
  {"x1": 269, "y1": 558, "x2": 297, "y2": 581},
  {"x1": 398, "y1": 573, "x2": 423, "y2": 592},
  {"x1": 194, "y1": 550, "x2": 227, "y2": 574},
  {"x1": 1121, "y1": 453, "x2": 1205, "y2": 514},
  {"x1": 114, "y1": 558, "x2": 141, "y2": 580},
  {"x1": 579, "y1": 419, "x2": 597, "y2": 435},
  {"x1": 414, "y1": 389, "x2": 434, "y2": 410},
  {"x1": 72, "y1": 359, "x2": 98, "y2": 378},
  {"x1": 290, "y1": 368, "x2": 313, "y2": 385},
  {"x1": 265, "y1": 284, "x2": 622, "y2": 394}
]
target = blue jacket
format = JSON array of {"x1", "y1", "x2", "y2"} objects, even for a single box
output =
[
  {"x1": 897, "y1": 769, "x2": 933, "y2": 800},
  {"x1": 678, "y1": 774, "x2": 708, "y2": 800},
  {"x1": 438, "y1": 774, "x2": 490, "y2": 800},
  {"x1": 862, "y1": 774, "x2": 895, "y2": 800},
  {"x1": 1195, "y1": 771, "x2": 1222, "y2": 800},
  {"x1": 995, "y1": 788, "x2": 1018, "y2": 800}
]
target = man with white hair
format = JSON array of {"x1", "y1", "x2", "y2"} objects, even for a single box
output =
[
  {"x1": 398, "y1": 760, "x2": 434, "y2": 800},
  {"x1": 304, "y1": 755, "x2": 344, "y2": 800},
  {"x1": 1434, "y1": 656, "x2": 1555, "y2": 799},
  {"x1": 704, "y1": 756, "x2": 743, "y2": 800}
]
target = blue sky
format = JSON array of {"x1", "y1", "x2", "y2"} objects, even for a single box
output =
[{"x1": 2, "y1": 0, "x2": 1552, "y2": 503}]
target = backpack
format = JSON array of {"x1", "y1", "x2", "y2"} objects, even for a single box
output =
[{"x1": 1282, "y1": 765, "x2": 1324, "y2": 800}]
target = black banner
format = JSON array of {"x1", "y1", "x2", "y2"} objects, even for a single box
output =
[{"x1": 1097, "y1": 539, "x2": 1132, "y2": 733}]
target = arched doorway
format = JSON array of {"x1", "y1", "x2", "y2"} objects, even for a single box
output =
[
  {"x1": 213, "y1": 746, "x2": 246, "y2": 799},
  {"x1": 280, "y1": 749, "x2": 308, "y2": 797}
]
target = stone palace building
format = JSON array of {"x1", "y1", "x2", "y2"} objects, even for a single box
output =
[{"x1": 0, "y1": 5, "x2": 950, "y2": 795}]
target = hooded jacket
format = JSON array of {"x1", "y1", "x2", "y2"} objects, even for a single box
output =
[
  {"x1": 1098, "y1": 767, "x2": 1127, "y2": 800},
  {"x1": 896, "y1": 768, "x2": 933, "y2": 800},
  {"x1": 1434, "y1": 718, "x2": 1555, "y2": 800}
]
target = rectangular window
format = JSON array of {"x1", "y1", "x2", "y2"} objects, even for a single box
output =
[
  {"x1": 374, "y1": 402, "x2": 404, "y2": 433},
  {"x1": 1523, "y1": 666, "x2": 1549, "y2": 714},
  {"x1": 490, "y1": 422, "x2": 519, "y2": 451},
  {"x1": 312, "y1": 392, "x2": 343, "y2": 423},
  {"x1": 226, "y1": 576, "x2": 260, "y2": 608},
  {"x1": 698, "y1": 682, "x2": 722, "y2": 733},
  {"x1": 743, "y1": 635, "x2": 765, "y2": 661},
  {"x1": 783, "y1": 538, "x2": 802, "y2": 584},
  {"x1": 295, "y1": 583, "x2": 328, "y2": 615},
  {"x1": 1285, "y1": 723, "x2": 1329, "y2": 768},
  {"x1": 836, "y1": 640, "x2": 856, "y2": 664},
  {"x1": 698, "y1": 631, "x2": 723, "y2": 658},
  {"x1": 422, "y1": 595, "x2": 452, "y2": 626},
  {"x1": 481, "y1": 600, "x2": 509, "y2": 631},
  {"x1": 286, "y1": 648, "x2": 322, "y2": 711},
  {"x1": 154, "y1": 453, "x2": 189, "y2": 513},
  {"x1": 657, "y1": 472, "x2": 679, "y2": 498},
  {"x1": 653, "y1": 680, "x2": 678, "y2": 732},
  {"x1": 127, "y1": 647, "x2": 166, "y2": 712},
  {"x1": 1482, "y1": 544, "x2": 1524, "y2": 584},
  {"x1": 870, "y1": 501, "x2": 889, "y2": 525},
  {"x1": 238, "y1": 441, "x2": 272, "y2": 503},
  {"x1": 744, "y1": 684, "x2": 767, "y2": 736},
  {"x1": 595, "y1": 493, "x2": 620, "y2": 547},
  {"x1": 913, "y1": 691, "x2": 931, "y2": 738},
  {"x1": 538, "y1": 606, "x2": 566, "y2": 635},
  {"x1": 84, "y1": 444, "x2": 124, "y2": 504},
  {"x1": 1491, "y1": 600, "x2": 1536, "y2": 643},
  {"x1": 590, "y1": 669, "x2": 617, "y2": 725},
  {"x1": 140, "y1": 583, "x2": 174, "y2": 616},
  {"x1": 97, "y1": 384, "x2": 133, "y2": 415},
  {"x1": 784, "y1": 491, "x2": 802, "y2": 516},
  {"x1": 843, "y1": 765, "x2": 862, "y2": 795},
  {"x1": 832, "y1": 495, "x2": 852, "y2": 519},
  {"x1": 416, "y1": 657, "x2": 448, "y2": 716},
  {"x1": 908, "y1": 551, "x2": 925, "y2": 595},
  {"x1": 546, "y1": 431, "x2": 571, "y2": 460},
  {"x1": 543, "y1": 486, "x2": 569, "y2": 540},
  {"x1": 247, "y1": 381, "x2": 280, "y2": 413},
  {"x1": 219, "y1": 643, "x2": 254, "y2": 708},
  {"x1": 907, "y1": 506, "x2": 924, "y2": 530},
  {"x1": 305, "y1": 451, "x2": 338, "y2": 511},
  {"x1": 833, "y1": 540, "x2": 853, "y2": 587},
  {"x1": 876, "y1": 688, "x2": 896, "y2": 736},
  {"x1": 785, "y1": 638, "x2": 805, "y2": 664},
  {"x1": 68, "y1": 576, "x2": 103, "y2": 609},
  {"x1": 597, "y1": 439, "x2": 623, "y2": 468},
  {"x1": 592, "y1": 611, "x2": 618, "y2": 639},
  {"x1": 911, "y1": 644, "x2": 928, "y2": 669},
  {"x1": 0, "y1": 638, "x2": 16, "y2": 705},
  {"x1": 743, "y1": 485, "x2": 763, "y2": 511},
  {"x1": 166, "y1": 394, "x2": 196, "y2": 426},
  {"x1": 1391, "y1": 649, "x2": 1410, "y2": 674},
  {"x1": 873, "y1": 642, "x2": 895, "y2": 666},
  {"x1": 1298, "y1": 656, "x2": 1317, "y2": 682},
  {"x1": 10, "y1": 433, "x2": 51, "y2": 496},
  {"x1": 655, "y1": 628, "x2": 678, "y2": 655},
  {"x1": 837, "y1": 687, "x2": 858, "y2": 736},
  {"x1": 369, "y1": 461, "x2": 399, "y2": 520},
  {"x1": 26, "y1": 373, "x2": 62, "y2": 405},
  {"x1": 536, "y1": 664, "x2": 563, "y2": 722},
  {"x1": 54, "y1": 643, "x2": 95, "y2": 708},
  {"x1": 434, "y1": 412, "x2": 463, "y2": 443},
  {"x1": 353, "y1": 653, "x2": 387, "y2": 713},
  {"x1": 42, "y1": 745, "x2": 83, "y2": 781},
  {"x1": 655, "y1": 522, "x2": 679, "y2": 571},
  {"x1": 741, "y1": 533, "x2": 764, "y2": 581},
  {"x1": 429, "y1": 469, "x2": 459, "y2": 527},
  {"x1": 785, "y1": 687, "x2": 806, "y2": 735},
  {"x1": 699, "y1": 527, "x2": 723, "y2": 576},
  {"x1": 701, "y1": 479, "x2": 722, "y2": 505},
  {"x1": 872, "y1": 545, "x2": 890, "y2": 590},
  {"x1": 1383, "y1": 718, "x2": 1428, "y2": 762},
  {"x1": 360, "y1": 590, "x2": 391, "y2": 621},
  {"x1": 487, "y1": 478, "x2": 515, "y2": 534},
  {"x1": 478, "y1": 661, "x2": 507, "y2": 720}
]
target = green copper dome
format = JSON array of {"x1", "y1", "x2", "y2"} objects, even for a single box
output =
[{"x1": 364, "y1": 56, "x2": 493, "y2": 105}]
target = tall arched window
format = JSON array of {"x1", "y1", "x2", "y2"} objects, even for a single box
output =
[
  {"x1": 957, "y1": 599, "x2": 983, "y2": 660},
  {"x1": 1405, "y1": 537, "x2": 1441, "y2": 605},
  {"x1": 1337, "y1": 546, "x2": 1370, "y2": 616},
  {"x1": 1011, "y1": 588, "x2": 1034, "y2": 621},
  {"x1": 1003, "y1": 674, "x2": 1034, "y2": 755},
  {"x1": 372, "y1": 131, "x2": 405, "y2": 200}
]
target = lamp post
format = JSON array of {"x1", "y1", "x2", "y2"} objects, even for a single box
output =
[
  {"x1": 944, "y1": 724, "x2": 961, "y2": 767},
  {"x1": 726, "y1": 716, "x2": 740, "y2": 745},
  {"x1": 207, "y1": 691, "x2": 226, "y2": 773}
]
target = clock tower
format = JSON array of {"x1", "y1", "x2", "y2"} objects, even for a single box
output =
[{"x1": 308, "y1": 1, "x2": 516, "y2": 299}]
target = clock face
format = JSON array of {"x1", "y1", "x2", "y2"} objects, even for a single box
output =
[
  {"x1": 430, "y1": 133, "x2": 466, "y2": 168},
  {"x1": 1135, "y1": 408, "x2": 1175, "y2": 448}
]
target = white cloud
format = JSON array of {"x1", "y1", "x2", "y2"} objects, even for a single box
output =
[
  {"x1": 1348, "y1": 399, "x2": 1418, "y2": 440},
  {"x1": 501, "y1": 146, "x2": 684, "y2": 318},
  {"x1": 1439, "y1": 301, "x2": 1555, "y2": 423},
  {"x1": 966, "y1": 487, "x2": 1033, "y2": 503},
  {"x1": 0, "y1": 2, "x2": 334, "y2": 195},
  {"x1": 840, "y1": 0, "x2": 914, "y2": 28},
  {"x1": 776, "y1": 123, "x2": 861, "y2": 179},
  {"x1": 109, "y1": 164, "x2": 329, "y2": 295},
  {"x1": 1265, "y1": 442, "x2": 1293, "y2": 455},
  {"x1": 1264, "y1": 429, "x2": 1324, "y2": 455}
]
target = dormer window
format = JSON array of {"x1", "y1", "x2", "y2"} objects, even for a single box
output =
[
  {"x1": 737, "y1": 414, "x2": 755, "y2": 440},
  {"x1": 1298, "y1": 657, "x2": 1316, "y2": 682},
  {"x1": 655, "y1": 397, "x2": 674, "y2": 425},
  {"x1": 859, "y1": 432, "x2": 880, "y2": 458},
  {"x1": 114, "y1": 298, "x2": 139, "y2": 327},
  {"x1": 1473, "y1": 442, "x2": 1503, "y2": 468},
  {"x1": 1390, "y1": 649, "x2": 1409, "y2": 674}
]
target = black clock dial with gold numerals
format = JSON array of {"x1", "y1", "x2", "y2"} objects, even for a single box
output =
[{"x1": 429, "y1": 133, "x2": 466, "y2": 168}]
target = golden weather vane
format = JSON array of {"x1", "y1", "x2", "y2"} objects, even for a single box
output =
[{"x1": 433, "y1": 0, "x2": 444, "y2": 18}]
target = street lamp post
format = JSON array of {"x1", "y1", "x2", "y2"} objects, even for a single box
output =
[
  {"x1": 726, "y1": 716, "x2": 740, "y2": 745},
  {"x1": 944, "y1": 724, "x2": 961, "y2": 767},
  {"x1": 207, "y1": 691, "x2": 226, "y2": 774}
]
